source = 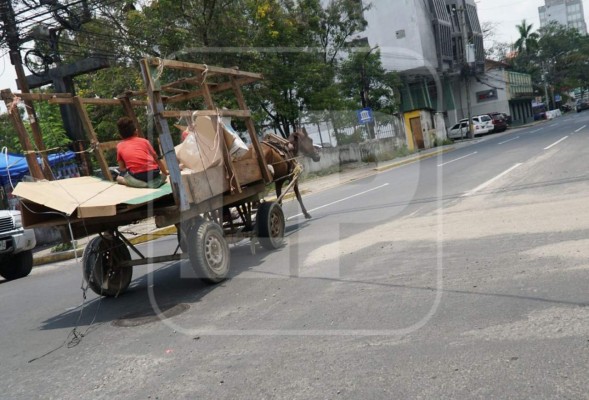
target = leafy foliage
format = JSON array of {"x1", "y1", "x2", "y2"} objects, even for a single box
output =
[
  {"x1": 4, "y1": 0, "x2": 397, "y2": 151},
  {"x1": 338, "y1": 49, "x2": 400, "y2": 114},
  {"x1": 513, "y1": 20, "x2": 539, "y2": 55},
  {"x1": 509, "y1": 21, "x2": 589, "y2": 97}
]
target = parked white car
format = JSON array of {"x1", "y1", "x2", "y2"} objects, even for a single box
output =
[
  {"x1": 0, "y1": 210, "x2": 36, "y2": 280},
  {"x1": 447, "y1": 115, "x2": 493, "y2": 139}
]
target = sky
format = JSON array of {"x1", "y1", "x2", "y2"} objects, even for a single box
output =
[
  {"x1": 476, "y1": 0, "x2": 543, "y2": 44},
  {"x1": 1, "y1": 0, "x2": 588, "y2": 106}
]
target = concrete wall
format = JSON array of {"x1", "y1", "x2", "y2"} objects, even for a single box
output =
[
  {"x1": 470, "y1": 70, "x2": 511, "y2": 117},
  {"x1": 33, "y1": 227, "x2": 63, "y2": 246},
  {"x1": 451, "y1": 71, "x2": 510, "y2": 125},
  {"x1": 362, "y1": 0, "x2": 438, "y2": 73},
  {"x1": 299, "y1": 137, "x2": 407, "y2": 176}
]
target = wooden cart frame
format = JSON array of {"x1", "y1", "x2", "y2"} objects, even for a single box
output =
[{"x1": 6, "y1": 58, "x2": 287, "y2": 297}]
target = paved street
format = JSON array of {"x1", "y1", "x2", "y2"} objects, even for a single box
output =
[{"x1": 2, "y1": 114, "x2": 589, "y2": 399}]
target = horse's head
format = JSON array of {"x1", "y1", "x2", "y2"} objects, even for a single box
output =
[{"x1": 289, "y1": 128, "x2": 321, "y2": 162}]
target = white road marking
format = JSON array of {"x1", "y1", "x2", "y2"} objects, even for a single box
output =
[
  {"x1": 549, "y1": 123, "x2": 557, "y2": 127},
  {"x1": 544, "y1": 136, "x2": 568, "y2": 150},
  {"x1": 437, "y1": 151, "x2": 477, "y2": 167},
  {"x1": 287, "y1": 184, "x2": 390, "y2": 220},
  {"x1": 574, "y1": 125, "x2": 586, "y2": 133},
  {"x1": 408, "y1": 207, "x2": 424, "y2": 218},
  {"x1": 498, "y1": 136, "x2": 519, "y2": 145},
  {"x1": 462, "y1": 164, "x2": 523, "y2": 197},
  {"x1": 529, "y1": 128, "x2": 543, "y2": 133}
]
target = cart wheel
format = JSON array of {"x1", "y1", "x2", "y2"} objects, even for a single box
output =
[
  {"x1": 82, "y1": 236, "x2": 132, "y2": 297},
  {"x1": 177, "y1": 217, "x2": 203, "y2": 253},
  {"x1": 187, "y1": 220, "x2": 229, "y2": 283},
  {"x1": 256, "y1": 201, "x2": 285, "y2": 250}
]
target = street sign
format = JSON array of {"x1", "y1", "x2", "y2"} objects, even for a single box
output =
[
  {"x1": 554, "y1": 95, "x2": 562, "y2": 102},
  {"x1": 356, "y1": 108, "x2": 374, "y2": 124}
]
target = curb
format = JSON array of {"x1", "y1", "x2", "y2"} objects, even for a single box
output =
[
  {"x1": 32, "y1": 145, "x2": 459, "y2": 267},
  {"x1": 373, "y1": 147, "x2": 455, "y2": 172},
  {"x1": 33, "y1": 226, "x2": 178, "y2": 267}
]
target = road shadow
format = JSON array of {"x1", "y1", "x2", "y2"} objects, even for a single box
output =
[{"x1": 38, "y1": 227, "x2": 300, "y2": 332}]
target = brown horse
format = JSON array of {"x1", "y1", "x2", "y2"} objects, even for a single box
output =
[{"x1": 261, "y1": 128, "x2": 320, "y2": 219}]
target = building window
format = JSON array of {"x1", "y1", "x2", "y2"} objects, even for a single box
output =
[{"x1": 476, "y1": 89, "x2": 498, "y2": 102}]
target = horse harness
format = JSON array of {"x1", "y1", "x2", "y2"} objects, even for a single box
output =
[{"x1": 261, "y1": 139, "x2": 300, "y2": 172}]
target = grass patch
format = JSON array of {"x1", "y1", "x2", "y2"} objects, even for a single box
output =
[
  {"x1": 433, "y1": 137, "x2": 454, "y2": 147},
  {"x1": 362, "y1": 145, "x2": 414, "y2": 163},
  {"x1": 51, "y1": 241, "x2": 81, "y2": 253},
  {"x1": 303, "y1": 165, "x2": 345, "y2": 180}
]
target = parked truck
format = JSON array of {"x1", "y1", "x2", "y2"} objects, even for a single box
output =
[{"x1": 0, "y1": 210, "x2": 35, "y2": 280}]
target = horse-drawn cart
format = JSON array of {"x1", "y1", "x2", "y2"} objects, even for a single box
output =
[{"x1": 11, "y1": 58, "x2": 290, "y2": 297}]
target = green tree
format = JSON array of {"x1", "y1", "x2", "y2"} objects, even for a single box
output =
[
  {"x1": 338, "y1": 48, "x2": 400, "y2": 114},
  {"x1": 537, "y1": 23, "x2": 589, "y2": 93},
  {"x1": 32, "y1": 100, "x2": 71, "y2": 151},
  {"x1": 0, "y1": 113, "x2": 22, "y2": 153},
  {"x1": 514, "y1": 19, "x2": 539, "y2": 55}
]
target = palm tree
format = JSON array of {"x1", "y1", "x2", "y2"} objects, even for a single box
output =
[{"x1": 514, "y1": 19, "x2": 539, "y2": 55}]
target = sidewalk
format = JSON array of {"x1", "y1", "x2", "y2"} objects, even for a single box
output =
[{"x1": 33, "y1": 121, "x2": 544, "y2": 267}]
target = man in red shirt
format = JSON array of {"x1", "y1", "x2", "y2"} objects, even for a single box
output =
[{"x1": 116, "y1": 117, "x2": 168, "y2": 188}]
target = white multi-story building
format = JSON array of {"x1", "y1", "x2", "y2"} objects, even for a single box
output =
[
  {"x1": 538, "y1": 0, "x2": 587, "y2": 35},
  {"x1": 358, "y1": 0, "x2": 489, "y2": 149}
]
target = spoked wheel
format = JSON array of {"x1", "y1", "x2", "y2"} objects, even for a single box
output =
[
  {"x1": 82, "y1": 235, "x2": 132, "y2": 297},
  {"x1": 187, "y1": 220, "x2": 229, "y2": 283},
  {"x1": 24, "y1": 49, "x2": 50, "y2": 77},
  {"x1": 256, "y1": 201, "x2": 285, "y2": 250}
]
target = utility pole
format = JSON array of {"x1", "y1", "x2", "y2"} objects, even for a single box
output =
[
  {"x1": 0, "y1": 0, "x2": 53, "y2": 180},
  {"x1": 543, "y1": 72, "x2": 550, "y2": 111},
  {"x1": 458, "y1": 4, "x2": 474, "y2": 139},
  {"x1": 359, "y1": 46, "x2": 379, "y2": 140}
]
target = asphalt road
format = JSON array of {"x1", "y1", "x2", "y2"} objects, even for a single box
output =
[{"x1": 2, "y1": 113, "x2": 589, "y2": 399}]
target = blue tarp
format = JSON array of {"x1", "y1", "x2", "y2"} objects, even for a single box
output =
[{"x1": 0, "y1": 151, "x2": 76, "y2": 186}]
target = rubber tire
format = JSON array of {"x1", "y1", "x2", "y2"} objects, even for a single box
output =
[
  {"x1": 177, "y1": 217, "x2": 204, "y2": 253},
  {"x1": 0, "y1": 250, "x2": 33, "y2": 281},
  {"x1": 82, "y1": 236, "x2": 132, "y2": 297},
  {"x1": 256, "y1": 202, "x2": 285, "y2": 250},
  {"x1": 187, "y1": 220, "x2": 229, "y2": 283}
]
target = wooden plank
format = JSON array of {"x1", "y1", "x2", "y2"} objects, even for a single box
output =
[
  {"x1": 161, "y1": 109, "x2": 251, "y2": 118},
  {"x1": 5, "y1": 92, "x2": 146, "y2": 106},
  {"x1": 49, "y1": 97, "x2": 148, "y2": 106},
  {"x1": 119, "y1": 96, "x2": 144, "y2": 137},
  {"x1": 234, "y1": 158, "x2": 263, "y2": 186},
  {"x1": 230, "y1": 78, "x2": 272, "y2": 183},
  {"x1": 2, "y1": 92, "x2": 73, "y2": 101},
  {"x1": 180, "y1": 165, "x2": 228, "y2": 205},
  {"x1": 165, "y1": 77, "x2": 258, "y2": 104},
  {"x1": 148, "y1": 58, "x2": 264, "y2": 80},
  {"x1": 120, "y1": 254, "x2": 184, "y2": 268},
  {"x1": 140, "y1": 59, "x2": 189, "y2": 212},
  {"x1": 98, "y1": 140, "x2": 120, "y2": 152},
  {"x1": 161, "y1": 87, "x2": 191, "y2": 94},
  {"x1": 72, "y1": 96, "x2": 113, "y2": 181},
  {"x1": 154, "y1": 183, "x2": 265, "y2": 228},
  {"x1": 0, "y1": 90, "x2": 45, "y2": 180},
  {"x1": 161, "y1": 76, "x2": 202, "y2": 90},
  {"x1": 74, "y1": 140, "x2": 93, "y2": 177}
]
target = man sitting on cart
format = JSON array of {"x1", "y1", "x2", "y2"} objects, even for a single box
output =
[{"x1": 115, "y1": 117, "x2": 169, "y2": 188}]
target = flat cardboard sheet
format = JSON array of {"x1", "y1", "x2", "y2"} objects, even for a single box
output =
[{"x1": 13, "y1": 176, "x2": 172, "y2": 219}]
